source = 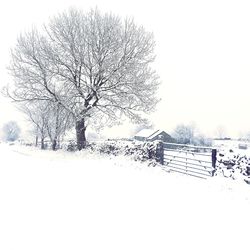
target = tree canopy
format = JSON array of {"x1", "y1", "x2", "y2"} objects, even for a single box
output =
[{"x1": 7, "y1": 8, "x2": 160, "y2": 149}]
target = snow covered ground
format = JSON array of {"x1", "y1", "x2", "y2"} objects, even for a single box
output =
[{"x1": 0, "y1": 143, "x2": 250, "y2": 250}]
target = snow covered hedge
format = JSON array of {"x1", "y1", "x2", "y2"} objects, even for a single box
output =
[
  {"x1": 65, "y1": 139, "x2": 160, "y2": 166},
  {"x1": 90, "y1": 140, "x2": 160, "y2": 165},
  {"x1": 215, "y1": 148, "x2": 250, "y2": 183}
]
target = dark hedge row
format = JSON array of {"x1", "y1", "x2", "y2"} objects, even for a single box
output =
[{"x1": 215, "y1": 149, "x2": 250, "y2": 183}]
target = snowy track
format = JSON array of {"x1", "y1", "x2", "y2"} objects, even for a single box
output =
[{"x1": 0, "y1": 143, "x2": 250, "y2": 250}]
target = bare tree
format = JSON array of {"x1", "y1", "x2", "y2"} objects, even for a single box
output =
[
  {"x1": 173, "y1": 123, "x2": 212, "y2": 146},
  {"x1": 2, "y1": 121, "x2": 21, "y2": 142},
  {"x1": 21, "y1": 102, "x2": 49, "y2": 149},
  {"x1": 215, "y1": 125, "x2": 227, "y2": 139},
  {"x1": 6, "y1": 8, "x2": 159, "y2": 150},
  {"x1": 45, "y1": 102, "x2": 74, "y2": 150},
  {"x1": 20, "y1": 101, "x2": 73, "y2": 150},
  {"x1": 173, "y1": 123, "x2": 196, "y2": 144}
]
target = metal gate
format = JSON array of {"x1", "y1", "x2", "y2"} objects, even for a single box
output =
[{"x1": 162, "y1": 142, "x2": 217, "y2": 179}]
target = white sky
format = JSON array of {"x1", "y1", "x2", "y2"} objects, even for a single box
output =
[{"x1": 1, "y1": 0, "x2": 250, "y2": 138}]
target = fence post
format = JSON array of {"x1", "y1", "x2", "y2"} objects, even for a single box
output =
[
  {"x1": 211, "y1": 148, "x2": 217, "y2": 176},
  {"x1": 156, "y1": 141, "x2": 164, "y2": 165}
]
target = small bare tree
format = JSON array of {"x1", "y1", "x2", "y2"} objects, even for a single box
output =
[
  {"x1": 21, "y1": 102, "x2": 49, "y2": 149},
  {"x1": 45, "y1": 102, "x2": 74, "y2": 150},
  {"x1": 216, "y1": 125, "x2": 227, "y2": 139},
  {"x1": 7, "y1": 8, "x2": 159, "y2": 150},
  {"x1": 21, "y1": 101, "x2": 73, "y2": 150},
  {"x1": 173, "y1": 124, "x2": 196, "y2": 144},
  {"x1": 173, "y1": 123, "x2": 212, "y2": 146},
  {"x1": 2, "y1": 121, "x2": 21, "y2": 142}
]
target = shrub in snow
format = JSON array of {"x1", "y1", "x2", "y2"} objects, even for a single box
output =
[
  {"x1": 64, "y1": 140, "x2": 78, "y2": 152},
  {"x1": 124, "y1": 141, "x2": 158, "y2": 163}
]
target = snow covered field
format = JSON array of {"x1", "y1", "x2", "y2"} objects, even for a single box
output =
[{"x1": 0, "y1": 143, "x2": 250, "y2": 250}]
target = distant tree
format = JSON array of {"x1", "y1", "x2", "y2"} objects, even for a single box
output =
[
  {"x1": 45, "y1": 102, "x2": 74, "y2": 150},
  {"x1": 245, "y1": 133, "x2": 250, "y2": 141},
  {"x1": 173, "y1": 124, "x2": 195, "y2": 144},
  {"x1": 21, "y1": 102, "x2": 49, "y2": 149},
  {"x1": 173, "y1": 123, "x2": 212, "y2": 146},
  {"x1": 215, "y1": 125, "x2": 227, "y2": 139},
  {"x1": 20, "y1": 101, "x2": 73, "y2": 150},
  {"x1": 192, "y1": 134, "x2": 212, "y2": 147},
  {"x1": 6, "y1": 8, "x2": 159, "y2": 150},
  {"x1": 238, "y1": 131, "x2": 250, "y2": 141},
  {"x1": 2, "y1": 121, "x2": 21, "y2": 142}
]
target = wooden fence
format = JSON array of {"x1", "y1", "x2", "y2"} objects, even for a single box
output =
[{"x1": 156, "y1": 142, "x2": 217, "y2": 179}]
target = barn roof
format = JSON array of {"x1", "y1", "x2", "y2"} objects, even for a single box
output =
[
  {"x1": 134, "y1": 129, "x2": 157, "y2": 138},
  {"x1": 148, "y1": 130, "x2": 164, "y2": 140}
]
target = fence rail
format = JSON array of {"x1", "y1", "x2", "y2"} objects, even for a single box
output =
[
  {"x1": 162, "y1": 142, "x2": 214, "y2": 150},
  {"x1": 156, "y1": 142, "x2": 217, "y2": 179}
]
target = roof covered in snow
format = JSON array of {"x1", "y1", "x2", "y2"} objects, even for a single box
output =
[
  {"x1": 135, "y1": 129, "x2": 171, "y2": 140},
  {"x1": 134, "y1": 129, "x2": 156, "y2": 138},
  {"x1": 148, "y1": 130, "x2": 164, "y2": 140}
]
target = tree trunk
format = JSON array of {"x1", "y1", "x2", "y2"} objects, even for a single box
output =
[
  {"x1": 41, "y1": 138, "x2": 45, "y2": 150},
  {"x1": 75, "y1": 118, "x2": 87, "y2": 150},
  {"x1": 35, "y1": 125, "x2": 39, "y2": 147},
  {"x1": 52, "y1": 139, "x2": 57, "y2": 151}
]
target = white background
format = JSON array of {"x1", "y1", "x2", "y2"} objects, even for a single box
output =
[{"x1": 1, "y1": 0, "x2": 250, "y2": 138}]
